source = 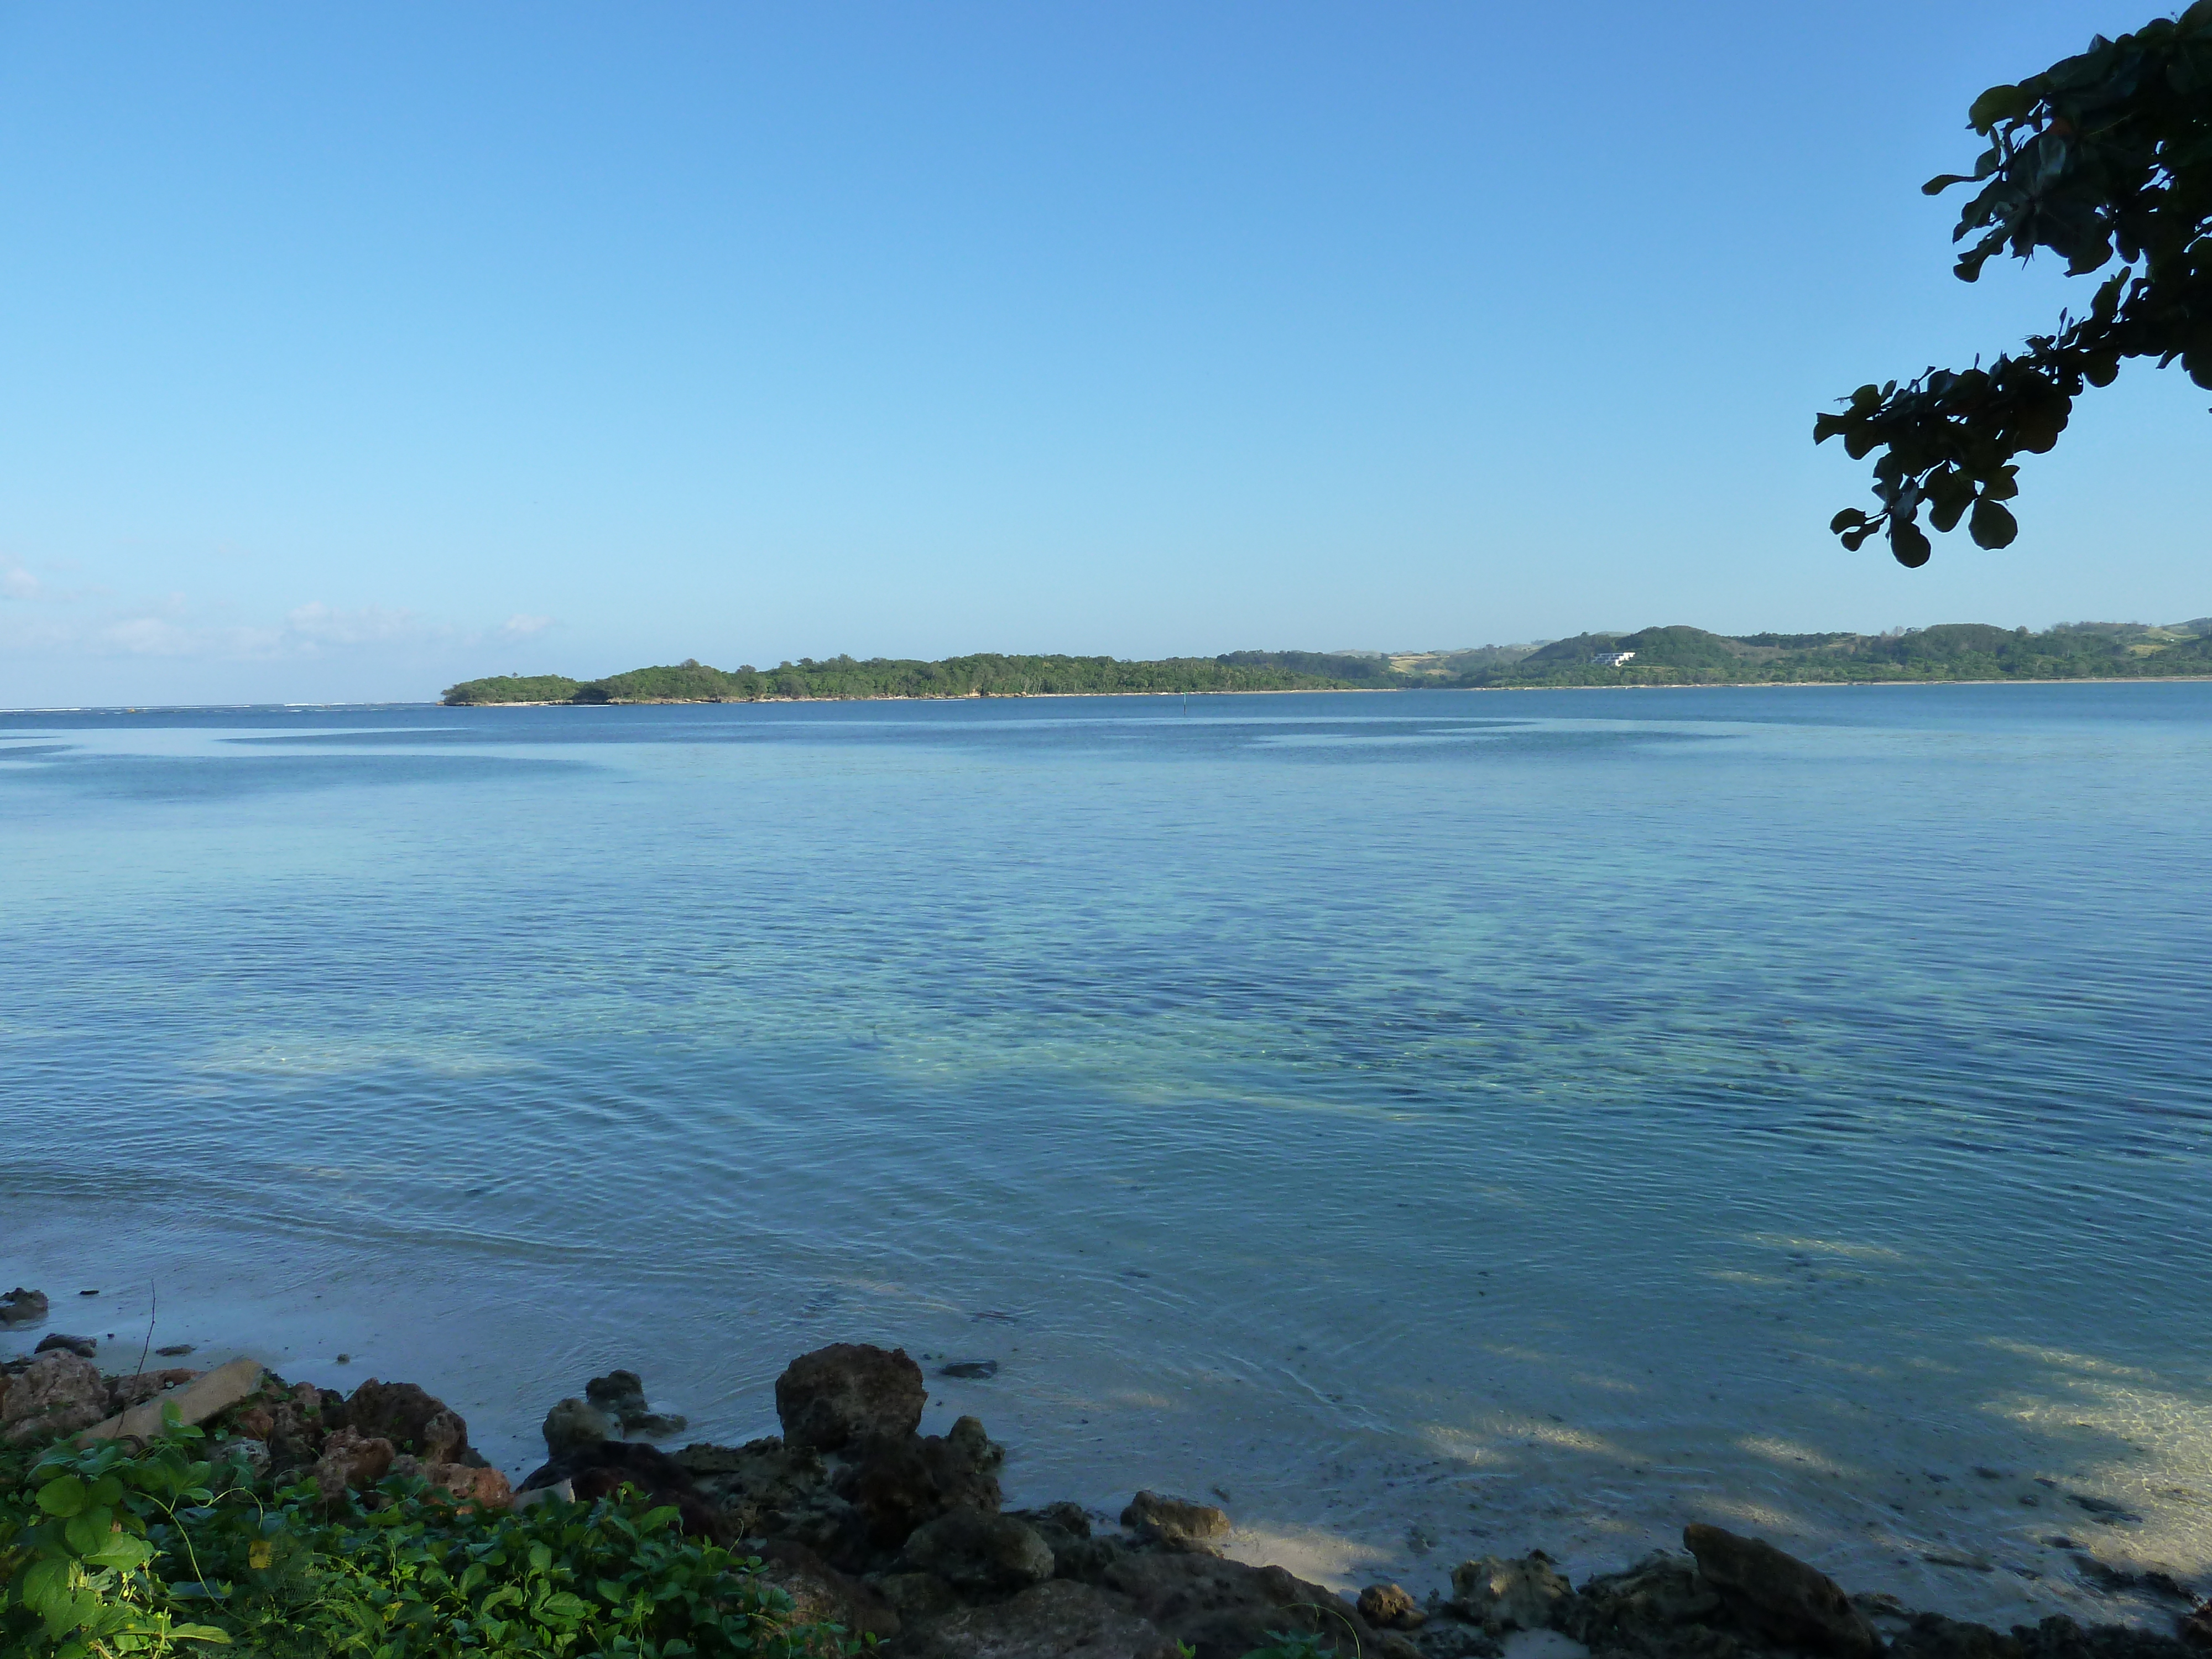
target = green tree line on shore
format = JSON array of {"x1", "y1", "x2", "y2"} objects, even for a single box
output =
[
  {"x1": 442, "y1": 619, "x2": 2212, "y2": 705},
  {"x1": 441, "y1": 651, "x2": 1383, "y2": 704}
]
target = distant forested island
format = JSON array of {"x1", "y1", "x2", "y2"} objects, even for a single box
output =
[{"x1": 441, "y1": 619, "x2": 2212, "y2": 704}]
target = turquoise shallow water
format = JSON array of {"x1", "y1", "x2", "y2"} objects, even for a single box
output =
[{"x1": 3, "y1": 685, "x2": 2210, "y2": 1619}]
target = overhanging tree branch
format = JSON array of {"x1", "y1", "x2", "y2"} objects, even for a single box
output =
[{"x1": 1817, "y1": 2, "x2": 2212, "y2": 566}]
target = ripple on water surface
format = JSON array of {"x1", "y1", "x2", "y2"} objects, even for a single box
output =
[{"x1": 3, "y1": 685, "x2": 2209, "y2": 1623}]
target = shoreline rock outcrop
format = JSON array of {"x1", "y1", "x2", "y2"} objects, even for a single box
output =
[
  {"x1": 7, "y1": 1332, "x2": 2207, "y2": 1659},
  {"x1": 0, "y1": 1287, "x2": 49, "y2": 1327},
  {"x1": 775, "y1": 1342, "x2": 928, "y2": 1452},
  {"x1": 1685, "y1": 1521, "x2": 1882, "y2": 1659},
  {"x1": 2, "y1": 1350, "x2": 109, "y2": 1444}
]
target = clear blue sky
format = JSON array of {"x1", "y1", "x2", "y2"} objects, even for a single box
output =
[{"x1": 1, "y1": 2, "x2": 2205, "y2": 703}]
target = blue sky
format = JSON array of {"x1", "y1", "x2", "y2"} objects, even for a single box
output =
[{"x1": 1, "y1": 2, "x2": 2205, "y2": 703}]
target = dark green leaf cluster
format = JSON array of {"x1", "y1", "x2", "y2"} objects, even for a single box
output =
[
  {"x1": 1818, "y1": 2, "x2": 2212, "y2": 564},
  {"x1": 0, "y1": 1422, "x2": 853, "y2": 1659}
]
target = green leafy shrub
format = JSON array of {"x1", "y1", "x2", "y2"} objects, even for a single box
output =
[{"x1": 0, "y1": 1413, "x2": 855, "y2": 1658}]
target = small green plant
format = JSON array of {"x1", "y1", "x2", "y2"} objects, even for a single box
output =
[{"x1": 1237, "y1": 1596, "x2": 1369, "y2": 1659}]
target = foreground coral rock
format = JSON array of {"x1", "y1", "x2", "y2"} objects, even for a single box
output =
[
  {"x1": 542, "y1": 1394, "x2": 614, "y2": 1453},
  {"x1": 775, "y1": 1340, "x2": 928, "y2": 1451},
  {"x1": 1, "y1": 1351, "x2": 109, "y2": 1444},
  {"x1": 1121, "y1": 1488, "x2": 1232, "y2": 1552},
  {"x1": 1360, "y1": 1580, "x2": 1426, "y2": 1630},
  {"x1": 1684, "y1": 1521, "x2": 1883, "y2": 1658},
  {"x1": 0, "y1": 1286, "x2": 48, "y2": 1326},
  {"x1": 1453, "y1": 1550, "x2": 1575, "y2": 1631},
  {"x1": 344, "y1": 1376, "x2": 472, "y2": 1463},
  {"x1": 901, "y1": 1509, "x2": 1056, "y2": 1594},
  {"x1": 896, "y1": 1578, "x2": 1182, "y2": 1659},
  {"x1": 587, "y1": 1366, "x2": 689, "y2": 1437}
]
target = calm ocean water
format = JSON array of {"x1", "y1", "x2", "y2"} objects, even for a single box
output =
[{"x1": 3, "y1": 685, "x2": 2209, "y2": 1619}]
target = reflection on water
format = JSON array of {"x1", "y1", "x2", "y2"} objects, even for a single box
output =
[{"x1": 3, "y1": 685, "x2": 2209, "y2": 1624}]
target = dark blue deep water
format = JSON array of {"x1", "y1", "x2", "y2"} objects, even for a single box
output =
[{"x1": 4, "y1": 685, "x2": 2209, "y2": 1616}]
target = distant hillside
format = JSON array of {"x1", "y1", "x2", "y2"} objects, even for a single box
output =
[
  {"x1": 441, "y1": 622, "x2": 2212, "y2": 705},
  {"x1": 442, "y1": 651, "x2": 1383, "y2": 705},
  {"x1": 1454, "y1": 620, "x2": 2212, "y2": 687}
]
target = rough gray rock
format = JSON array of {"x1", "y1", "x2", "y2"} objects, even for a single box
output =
[
  {"x1": 1683, "y1": 1522, "x2": 1881, "y2": 1659},
  {"x1": 1120, "y1": 1490, "x2": 1230, "y2": 1552},
  {"x1": 900, "y1": 1509, "x2": 1055, "y2": 1595},
  {"x1": 311, "y1": 1427, "x2": 397, "y2": 1507},
  {"x1": 1558, "y1": 1549, "x2": 1723, "y2": 1657},
  {"x1": 2013, "y1": 1614, "x2": 2197, "y2": 1659},
  {"x1": 776, "y1": 1343, "x2": 927, "y2": 1451},
  {"x1": 876, "y1": 1570, "x2": 963, "y2": 1623},
  {"x1": 1087, "y1": 1548, "x2": 1417, "y2": 1659},
  {"x1": 676, "y1": 1436, "x2": 830, "y2": 1521},
  {"x1": 893, "y1": 1579, "x2": 1180, "y2": 1659},
  {"x1": 346, "y1": 1378, "x2": 469, "y2": 1463},
  {"x1": 585, "y1": 1369, "x2": 688, "y2": 1437},
  {"x1": 1013, "y1": 1500, "x2": 1091, "y2": 1541},
  {"x1": 2, "y1": 1351, "x2": 109, "y2": 1444},
  {"x1": 839, "y1": 1416, "x2": 1007, "y2": 1552},
  {"x1": 35, "y1": 1333, "x2": 96, "y2": 1359},
  {"x1": 1449, "y1": 1552, "x2": 1574, "y2": 1632},
  {"x1": 1412, "y1": 1623, "x2": 1505, "y2": 1659},
  {"x1": 1361, "y1": 1582, "x2": 1427, "y2": 1630},
  {"x1": 543, "y1": 1396, "x2": 614, "y2": 1456},
  {"x1": 1055, "y1": 1533, "x2": 1131, "y2": 1582},
  {"x1": 1011, "y1": 1501, "x2": 1094, "y2": 1571},
  {"x1": 946, "y1": 1415, "x2": 1005, "y2": 1475},
  {"x1": 674, "y1": 1436, "x2": 864, "y2": 1563},
  {"x1": 587, "y1": 1369, "x2": 647, "y2": 1420},
  {"x1": 0, "y1": 1287, "x2": 48, "y2": 1326},
  {"x1": 1893, "y1": 1612, "x2": 2027, "y2": 1659},
  {"x1": 256, "y1": 1378, "x2": 332, "y2": 1474},
  {"x1": 753, "y1": 1540, "x2": 900, "y2": 1641},
  {"x1": 2183, "y1": 1603, "x2": 2212, "y2": 1651}
]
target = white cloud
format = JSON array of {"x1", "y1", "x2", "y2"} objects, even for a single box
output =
[
  {"x1": 283, "y1": 601, "x2": 434, "y2": 647},
  {"x1": 100, "y1": 617, "x2": 200, "y2": 655},
  {"x1": 0, "y1": 562, "x2": 555, "y2": 669},
  {"x1": 4, "y1": 597, "x2": 452, "y2": 660}
]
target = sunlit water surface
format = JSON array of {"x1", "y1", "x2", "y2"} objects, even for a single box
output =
[{"x1": 4, "y1": 686, "x2": 2209, "y2": 1624}]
